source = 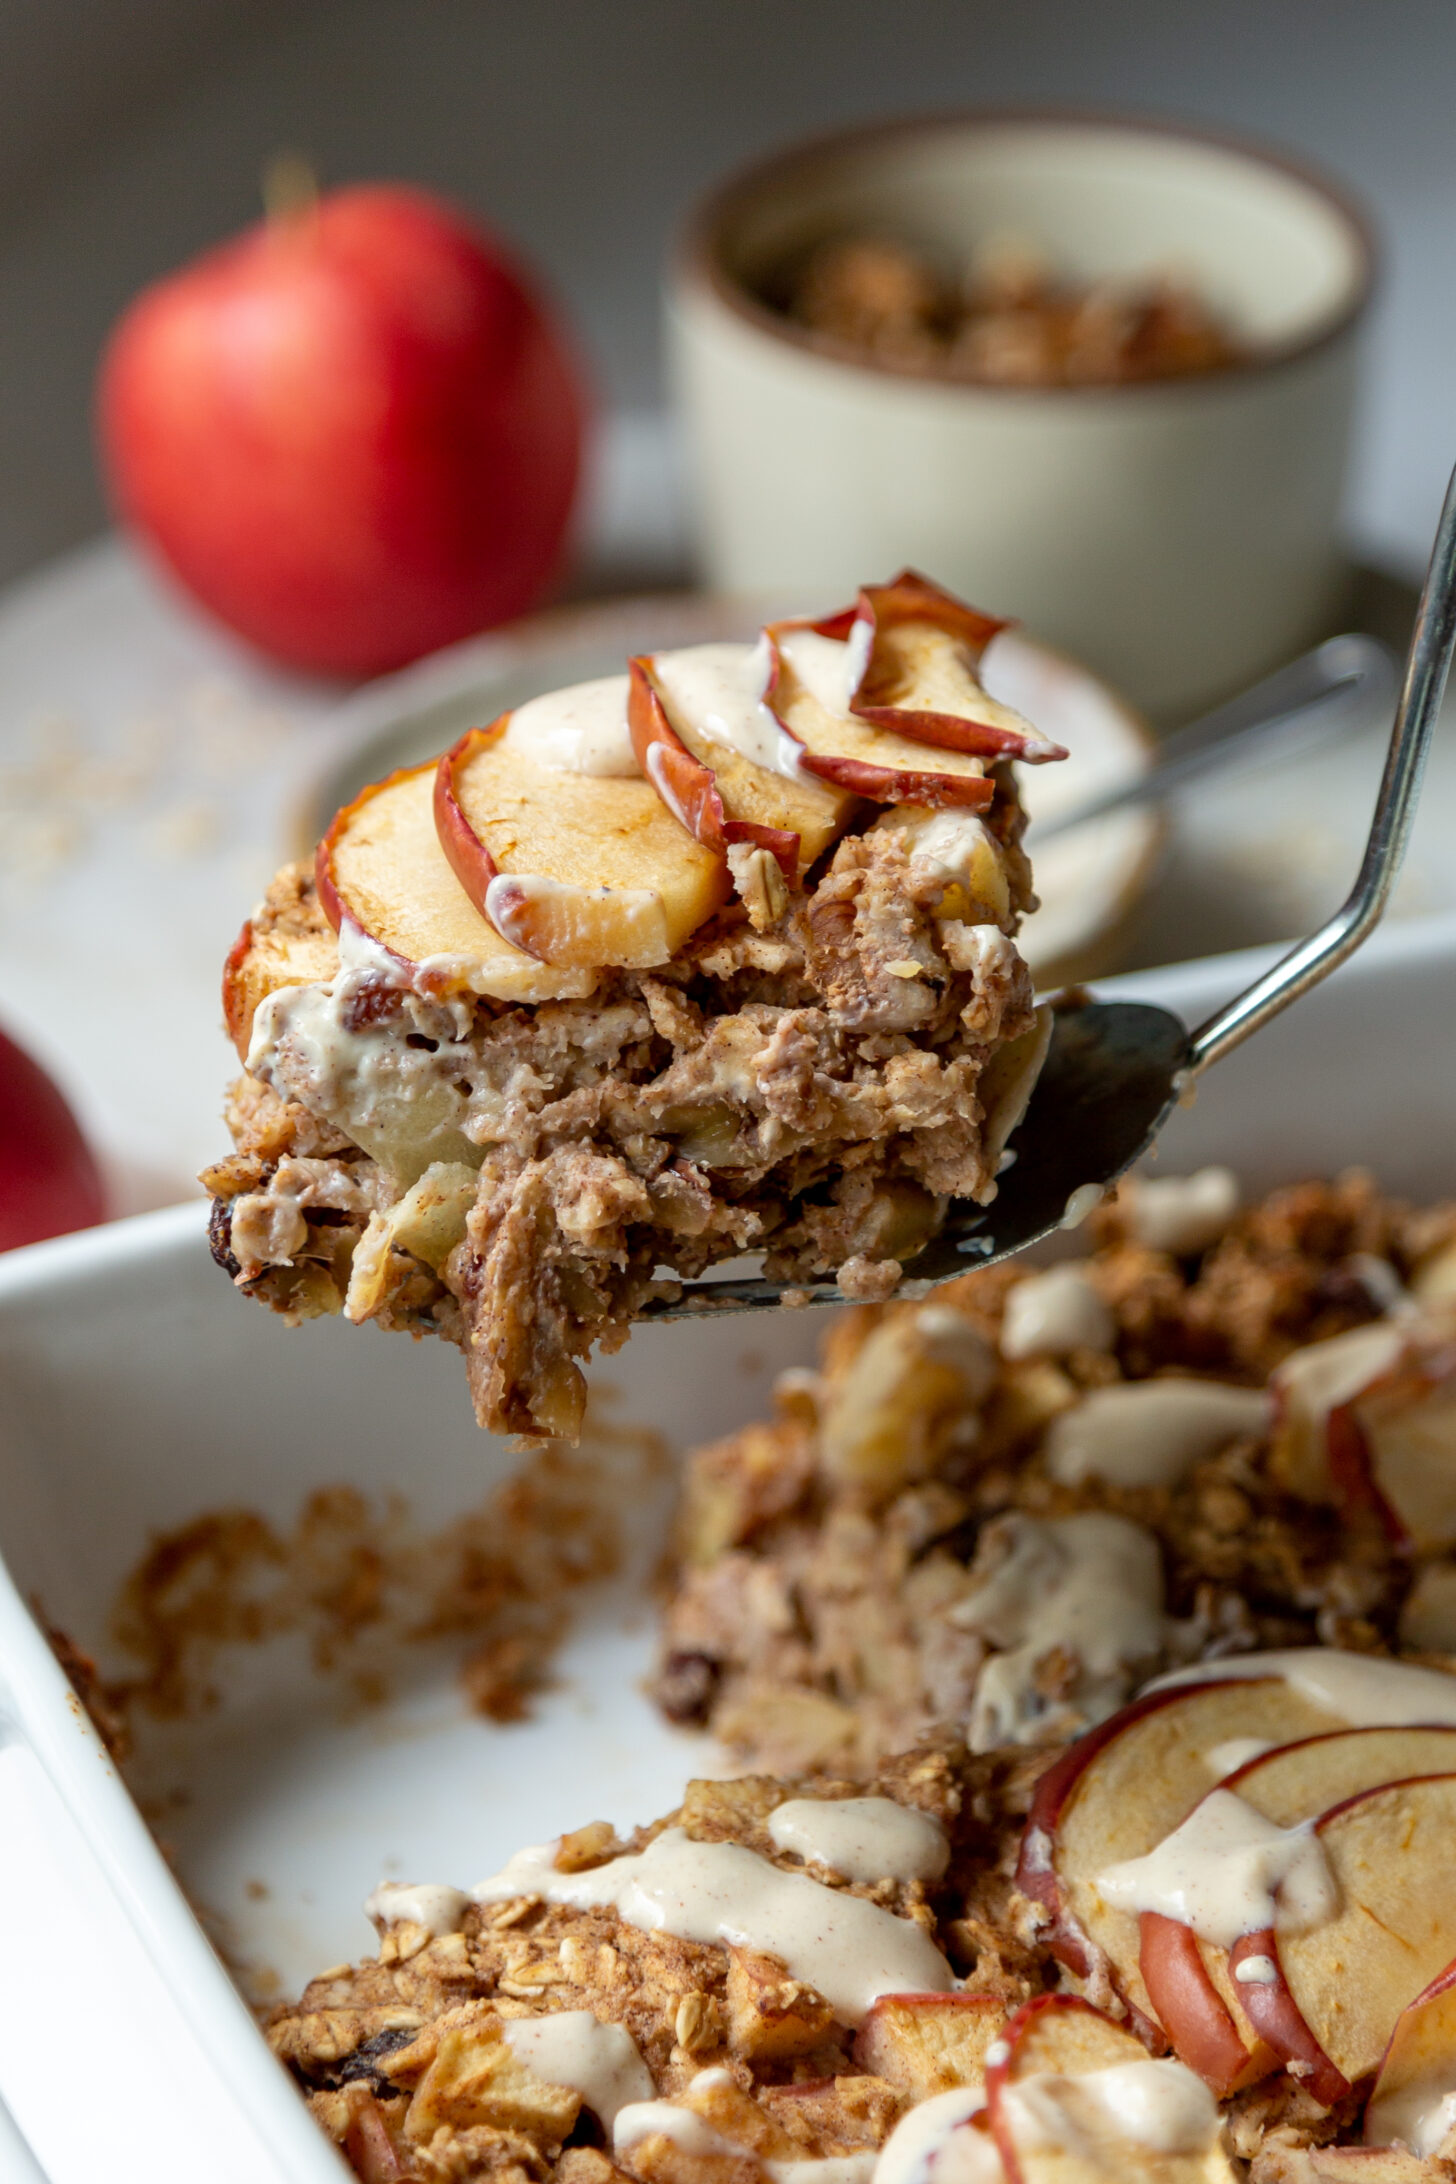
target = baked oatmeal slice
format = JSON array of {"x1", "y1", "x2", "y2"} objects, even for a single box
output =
[
  {"x1": 204, "y1": 577, "x2": 1066, "y2": 1439},
  {"x1": 267, "y1": 1738, "x2": 1046, "y2": 2183},
  {"x1": 653, "y1": 1169, "x2": 1456, "y2": 1776}
]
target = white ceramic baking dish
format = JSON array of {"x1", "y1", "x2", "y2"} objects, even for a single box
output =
[{"x1": 2, "y1": 914, "x2": 1455, "y2": 2184}]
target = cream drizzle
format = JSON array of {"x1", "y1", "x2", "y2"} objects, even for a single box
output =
[
  {"x1": 364, "y1": 1881, "x2": 469, "y2": 1936},
  {"x1": 1000, "y1": 1266, "x2": 1115, "y2": 1360},
  {"x1": 501, "y1": 2012, "x2": 653, "y2": 2128},
  {"x1": 766, "y1": 1798, "x2": 950, "y2": 1885},
  {"x1": 872, "y1": 2086, "x2": 996, "y2": 2184},
  {"x1": 1366, "y1": 2080, "x2": 1456, "y2": 2158},
  {"x1": 500, "y1": 675, "x2": 639, "y2": 776},
  {"x1": 776, "y1": 625, "x2": 868, "y2": 719},
  {"x1": 1045, "y1": 1378, "x2": 1269, "y2": 1489},
  {"x1": 649, "y1": 640, "x2": 807, "y2": 782},
  {"x1": 1002, "y1": 2058, "x2": 1220, "y2": 2159},
  {"x1": 1148, "y1": 1647, "x2": 1456, "y2": 1726},
  {"x1": 951, "y1": 1512, "x2": 1166, "y2": 1752},
  {"x1": 1096, "y1": 1786, "x2": 1336, "y2": 1946},
  {"x1": 472, "y1": 1827, "x2": 953, "y2": 2024},
  {"x1": 1122, "y1": 1167, "x2": 1240, "y2": 1255}
]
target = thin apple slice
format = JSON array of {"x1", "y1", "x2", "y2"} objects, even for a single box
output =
[
  {"x1": 1136, "y1": 1727, "x2": 1456, "y2": 2095},
  {"x1": 1016, "y1": 1675, "x2": 1341, "y2": 2026},
  {"x1": 985, "y1": 1995, "x2": 1233, "y2": 2184},
  {"x1": 1269, "y1": 1322, "x2": 1410, "y2": 1505},
  {"x1": 626, "y1": 656, "x2": 802, "y2": 883},
  {"x1": 853, "y1": 1993, "x2": 1011, "y2": 2099},
  {"x1": 435, "y1": 718, "x2": 730, "y2": 969},
  {"x1": 1351, "y1": 1319, "x2": 1456, "y2": 1554},
  {"x1": 223, "y1": 904, "x2": 339, "y2": 1060},
  {"x1": 631, "y1": 646, "x2": 850, "y2": 879},
  {"x1": 315, "y1": 764, "x2": 597, "y2": 1002},
  {"x1": 808, "y1": 571, "x2": 1066, "y2": 762},
  {"x1": 1365, "y1": 1954, "x2": 1456, "y2": 2155},
  {"x1": 764, "y1": 622, "x2": 1001, "y2": 810},
  {"x1": 1232, "y1": 1773, "x2": 1456, "y2": 2101}
]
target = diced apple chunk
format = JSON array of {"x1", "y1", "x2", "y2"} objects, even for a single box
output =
[
  {"x1": 854, "y1": 1993, "x2": 1011, "y2": 2098},
  {"x1": 436, "y1": 720, "x2": 730, "y2": 969},
  {"x1": 223, "y1": 905, "x2": 339, "y2": 1059},
  {"x1": 315, "y1": 764, "x2": 597, "y2": 1002}
]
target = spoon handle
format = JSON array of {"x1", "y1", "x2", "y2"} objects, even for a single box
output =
[
  {"x1": 1030, "y1": 631, "x2": 1397, "y2": 844},
  {"x1": 1188, "y1": 464, "x2": 1456, "y2": 1075}
]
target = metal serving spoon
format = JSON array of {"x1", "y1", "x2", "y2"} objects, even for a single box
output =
[
  {"x1": 1028, "y1": 628, "x2": 1397, "y2": 844},
  {"x1": 644, "y1": 463, "x2": 1456, "y2": 1321}
]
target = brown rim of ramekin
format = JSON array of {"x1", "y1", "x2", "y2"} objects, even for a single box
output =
[{"x1": 676, "y1": 106, "x2": 1378, "y2": 395}]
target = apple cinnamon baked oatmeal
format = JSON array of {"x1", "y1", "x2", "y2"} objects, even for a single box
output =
[
  {"x1": 204, "y1": 576, "x2": 1066, "y2": 1438},
  {"x1": 273, "y1": 1648, "x2": 1456, "y2": 2184},
  {"x1": 653, "y1": 1169, "x2": 1456, "y2": 1777}
]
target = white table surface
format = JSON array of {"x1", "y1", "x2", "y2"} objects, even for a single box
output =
[{"x1": 1, "y1": 421, "x2": 1452, "y2": 1218}]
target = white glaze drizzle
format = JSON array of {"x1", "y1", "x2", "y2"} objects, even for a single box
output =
[
  {"x1": 872, "y1": 2086, "x2": 995, "y2": 2184},
  {"x1": 1235, "y1": 1954, "x2": 1279, "y2": 1985},
  {"x1": 1002, "y1": 2058, "x2": 1220, "y2": 2159},
  {"x1": 472, "y1": 1827, "x2": 953, "y2": 2024},
  {"x1": 1045, "y1": 1378, "x2": 1269, "y2": 1489},
  {"x1": 770, "y1": 2157, "x2": 879, "y2": 2184},
  {"x1": 1366, "y1": 2080, "x2": 1456, "y2": 2158},
  {"x1": 951, "y1": 1512, "x2": 1166, "y2": 1752},
  {"x1": 649, "y1": 640, "x2": 807, "y2": 782},
  {"x1": 1122, "y1": 1167, "x2": 1241, "y2": 1255},
  {"x1": 1271, "y1": 1320, "x2": 1407, "y2": 1455},
  {"x1": 613, "y1": 2099, "x2": 736, "y2": 2159},
  {"x1": 1205, "y1": 1737, "x2": 1276, "y2": 1778},
  {"x1": 500, "y1": 675, "x2": 639, "y2": 776},
  {"x1": 1060, "y1": 1183, "x2": 1104, "y2": 1232},
  {"x1": 1000, "y1": 1266, "x2": 1115, "y2": 1360},
  {"x1": 501, "y1": 2012, "x2": 654, "y2": 2127},
  {"x1": 364, "y1": 1881, "x2": 469, "y2": 1937},
  {"x1": 767, "y1": 1798, "x2": 950, "y2": 1885},
  {"x1": 776, "y1": 626, "x2": 863, "y2": 718},
  {"x1": 1148, "y1": 1647, "x2": 1456, "y2": 1726},
  {"x1": 1096, "y1": 1786, "x2": 1336, "y2": 1946}
]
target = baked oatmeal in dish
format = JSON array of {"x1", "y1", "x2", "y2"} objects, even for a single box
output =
[
  {"x1": 653, "y1": 1169, "x2": 1456, "y2": 1777},
  {"x1": 204, "y1": 575, "x2": 1066, "y2": 1438},
  {"x1": 272, "y1": 1648, "x2": 1456, "y2": 2183}
]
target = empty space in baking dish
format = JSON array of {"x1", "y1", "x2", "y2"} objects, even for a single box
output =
[{"x1": 0, "y1": 912, "x2": 1454, "y2": 2180}]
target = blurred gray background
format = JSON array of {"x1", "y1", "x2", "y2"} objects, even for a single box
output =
[{"x1": 1, "y1": 0, "x2": 1451, "y2": 590}]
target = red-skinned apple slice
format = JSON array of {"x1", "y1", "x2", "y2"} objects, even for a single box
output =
[
  {"x1": 1271, "y1": 1314, "x2": 1456, "y2": 1553},
  {"x1": 223, "y1": 905, "x2": 339, "y2": 1059},
  {"x1": 853, "y1": 1993, "x2": 1011, "y2": 2099},
  {"x1": 625, "y1": 657, "x2": 801, "y2": 884},
  {"x1": 763, "y1": 621, "x2": 1000, "y2": 810},
  {"x1": 806, "y1": 571, "x2": 1066, "y2": 762},
  {"x1": 1228, "y1": 1774, "x2": 1456, "y2": 2103},
  {"x1": 1137, "y1": 1727, "x2": 1456, "y2": 2096},
  {"x1": 435, "y1": 718, "x2": 731, "y2": 968},
  {"x1": 315, "y1": 763, "x2": 597, "y2": 1002},
  {"x1": 1365, "y1": 1953, "x2": 1456, "y2": 2154},
  {"x1": 1016, "y1": 1675, "x2": 1340, "y2": 2026},
  {"x1": 985, "y1": 1994, "x2": 1234, "y2": 2184}
]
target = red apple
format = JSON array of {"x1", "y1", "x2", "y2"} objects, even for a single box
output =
[
  {"x1": 97, "y1": 183, "x2": 589, "y2": 678},
  {"x1": 0, "y1": 1024, "x2": 105, "y2": 1250}
]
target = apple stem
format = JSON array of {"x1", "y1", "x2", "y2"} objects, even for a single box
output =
[{"x1": 262, "y1": 152, "x2": 319, "y2": 229}]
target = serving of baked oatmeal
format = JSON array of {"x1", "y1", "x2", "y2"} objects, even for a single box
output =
[
  {"x1": 653, "y1": 1170, "x2": 1456, "y2": 1777},
  {"x1": 204, "y1": 576, "x2": 1065, "y2": 1438},
  {"x1": 271, "y1": 1643, "x2": 1456, "y2": 2184}
]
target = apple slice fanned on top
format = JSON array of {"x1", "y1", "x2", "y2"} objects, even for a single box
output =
[
  {"x1": 625, "y1": 654, "x2": 808, "y2": 885},
  {"x1": 315, "y1": 763, "x2": 597, "y2": 1003},
  {"x1": 790, "y1": 569, "x2": 1067, "y2": 764},
  {"x1": 435, "y1": 688, "x2": 731, "y2": 970}
]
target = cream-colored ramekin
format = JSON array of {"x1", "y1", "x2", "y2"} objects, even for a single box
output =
[{"x1": 670, "y1": 111, "x2": 1375, "y2": 721}]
